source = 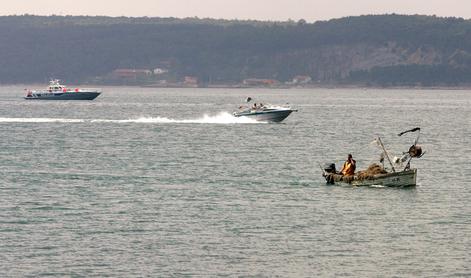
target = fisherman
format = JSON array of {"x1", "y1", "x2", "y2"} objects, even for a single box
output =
[{"x1": 340, "y1": 154, "x2": 356, "y2": 176}]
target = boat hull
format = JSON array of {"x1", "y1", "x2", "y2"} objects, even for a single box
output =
[
  {"x1": 324, "y1": 168, "x2": 417, "y2": 187},
  {"x1": 24, "y1": 92, "x2": 101, "y2": 100},
  {"x1": 234, "y1": 109, "x2": 294, "y2": 122}
]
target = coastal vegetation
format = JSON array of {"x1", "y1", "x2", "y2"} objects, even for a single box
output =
[{"x1": 1, "y1": 14, "x2": 471, "y2": 86}]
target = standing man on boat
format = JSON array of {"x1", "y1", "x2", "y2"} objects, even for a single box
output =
[{"x1": 340, "y1": 154, "x2": 356, "y2": 176}]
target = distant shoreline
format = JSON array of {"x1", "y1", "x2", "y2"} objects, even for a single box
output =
[
  {"x1": 4, "y1": 83, "x2": 471, "y2": 90},
  {"x1": 4, "y1": 15, "x2": 471, "y2": 89}
]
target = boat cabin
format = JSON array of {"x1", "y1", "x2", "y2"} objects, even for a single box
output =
[{"x1": 48, "y1": 80, "x2": 67, "y2": 92}]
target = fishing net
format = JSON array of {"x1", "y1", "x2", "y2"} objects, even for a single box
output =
[
  {"x1": 356, "y1": 163, "x2": 388, "y2": 180},
  {"x1": 324, "y1": 163, "x2": 388, "y2": 184}
]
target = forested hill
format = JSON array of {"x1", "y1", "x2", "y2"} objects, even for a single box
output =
[{"x1": 2, "y1": 14, "x2": 471, "y2": 86}]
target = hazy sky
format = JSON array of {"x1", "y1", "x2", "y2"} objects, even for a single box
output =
[{"x1": 2, "y1": 0, "x2": 470, "y2": 22}]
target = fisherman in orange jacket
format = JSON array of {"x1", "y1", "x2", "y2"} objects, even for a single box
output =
[{"x1": 340, "y1": 154, "x2": 356, "y2": 176}]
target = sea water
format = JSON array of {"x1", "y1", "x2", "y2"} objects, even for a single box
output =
[{"x1": 0, "y1": 86, "x2": 470, "y2": 276}]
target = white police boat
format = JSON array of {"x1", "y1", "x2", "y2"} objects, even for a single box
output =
[{"x1": 24, "y1": 80, "x2": 101, "y2": 100}]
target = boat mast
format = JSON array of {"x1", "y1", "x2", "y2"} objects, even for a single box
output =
[{"x1": 377, "y1": 137, "x2": 396, "y2": 173}]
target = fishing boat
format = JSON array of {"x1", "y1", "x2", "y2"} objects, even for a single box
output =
[
  {"x1": 233, "y1": 97, "x2": 297, "y2": 122},
  {"x1": 321, "y1": 127, "x2": 424, "y2": 188},
  {"x1": 24, "y1": 79, "x2": 101, "y2": 100},
  {"x1": 323, "y1": 164, "x2": 417, "y2": 187}
]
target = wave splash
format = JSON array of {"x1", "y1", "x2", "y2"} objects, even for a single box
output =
[{"x1": 0, "y1": 112, "x2": 263, "y2": 124}]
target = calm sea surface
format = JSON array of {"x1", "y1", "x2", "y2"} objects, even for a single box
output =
[{"x1": 0, "y1": 86, "x2": 470, "y2": 277}]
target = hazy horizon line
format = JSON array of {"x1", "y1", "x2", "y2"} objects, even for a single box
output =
[{"x1": 1, "y1": 12, "x2": 468, "y2": 24}]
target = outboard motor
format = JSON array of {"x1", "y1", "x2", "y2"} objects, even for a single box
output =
[
  {"x1": 320, "y1": 163, "x2": 336, "y2": 184},
  {"x1": 324, "y1": 163, "x2": 336, "y2": 185},
  {"x1": 324, "y1": 163, "x2": 337, "y2": 174}
]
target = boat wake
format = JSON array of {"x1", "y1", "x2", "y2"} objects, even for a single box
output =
[
  {"x1": 0, "y1": 117, "x2": 85, "y2": 123},
  {"x1": 369, "y1": 184, "x2": 386, "y2": 188},
  {"x1": 0, "y1": 112, "x2": 264, "y2": 125}
]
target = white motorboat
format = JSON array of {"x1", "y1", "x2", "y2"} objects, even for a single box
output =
[
  {"x1": 24, "y1": 80, "x2": 101, "y2": 100},
  {"x1": 233, "y1": 98, "x2": 296, "y2": 122}
]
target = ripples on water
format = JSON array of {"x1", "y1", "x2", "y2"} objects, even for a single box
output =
[{"x1": 0, "y1": 87, "x2": 470, "y2": 276}]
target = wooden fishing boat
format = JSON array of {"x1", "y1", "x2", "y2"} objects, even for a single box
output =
[
  {"x1": 321, "y1": 127, "x2": 424, "y2": 188},
  {"x1": 323, "y1": 167, "x2": 417, "y2": 187}
]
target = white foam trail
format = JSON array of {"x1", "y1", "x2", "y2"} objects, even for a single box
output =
[
  {"x1": 0, "y1": 117, "x2": 85, "y2": 123},
  {"x1": 92, "y1": 112, "x2": 263, "y2": 124},
  {"x1": 369, "y1": 184, "x2": 386, "y2": 188},
  {"x1": 0, "y1": 112, "x2": 264, "y2": 124}
]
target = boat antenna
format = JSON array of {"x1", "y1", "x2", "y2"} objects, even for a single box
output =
[
  {"x1": 398, "y1": 127, "x2": 421, "y2": 143},
  {"x1": 376, "y1": 137, "x2": 396, "y2": 173},
  {"x1": 398, "y1": 126, "x2": 422, "y2": 148},
  {"x1": 398, "y1": 127, "x2": 420, "y2": 136},
  {"x1": 397, "y1": 127, "x2": 425, "y2": 171}
]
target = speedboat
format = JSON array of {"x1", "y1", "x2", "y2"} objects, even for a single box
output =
[
  {"x1": 24, "y1": 79, "x2": 101, "y2": 100},
  {"x1": 233, "y1": 104, "x2": 297, "y2": 122},
  {"x1": 321, "y1": 127, "x2": 424, "y2": 188}
]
